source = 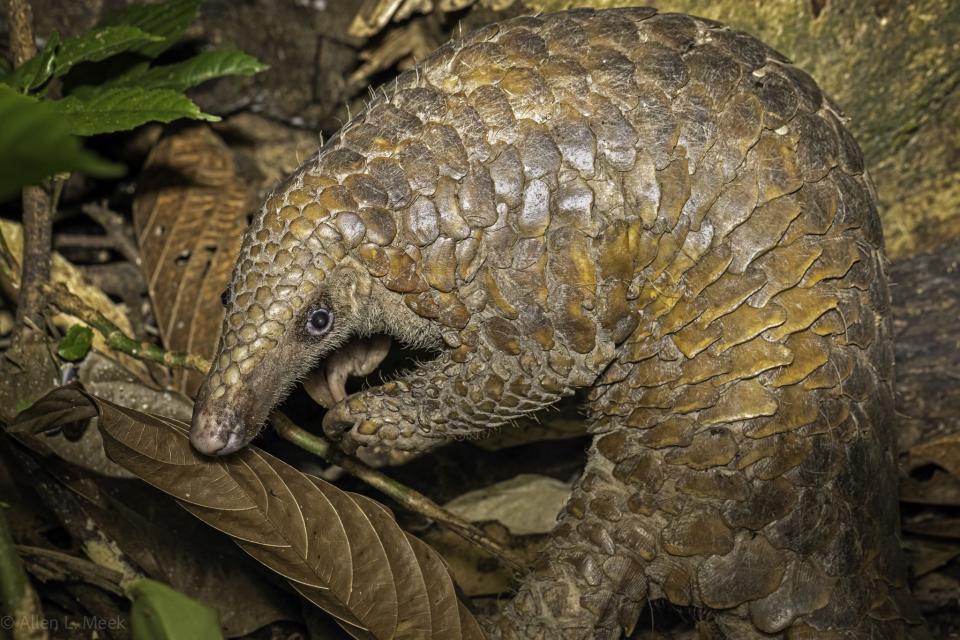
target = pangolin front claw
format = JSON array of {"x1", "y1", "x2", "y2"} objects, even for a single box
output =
[{"x1": 322, "y1": 391, "x2": 436, "y2": 466}]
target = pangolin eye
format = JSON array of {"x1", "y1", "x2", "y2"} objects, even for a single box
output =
[
  {"x1": 220, "y1": 287, "x2": 232, "y2": 308},
  {"x1": 306, "y1": 307, "x2": 333, "y2": 337}
]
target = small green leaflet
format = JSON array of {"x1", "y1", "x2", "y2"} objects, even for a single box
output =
[
  {"x1": 58, "y1": 325, "x2": 95, "y2": 361},
  {"x1": 53, "y1": 87, "x2": 219, "y2": 136},
  {"x1": 0, "y1": 86, "x2": 123, "y2": 200},
  {"x1": 127, "y1": 579, "x2": 223, "y2": 640},
  {"x1": 105, "y1": 48, "x2": 268, "y2": 92},
  {"x1": 98, "y1": 0, "x2": 202, "y2": 58},
  {"x1": 6, "y1": 32, "x2": 61, "y2": 92},
  {"x1": 52, "y1": 26, "x2": 163, "y2": 79}
]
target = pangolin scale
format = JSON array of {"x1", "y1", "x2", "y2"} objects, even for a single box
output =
[{"x1": 191, "y1": 7, "x2": 926, "y2": 638}]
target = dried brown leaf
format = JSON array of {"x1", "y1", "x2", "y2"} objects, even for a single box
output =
[
  {"x1": 422, "y1": 521, "x2": 542, "y2": 598},
  {"x1": 13, "y1": 385, "x2": 481, "y2": 639},
  {"x1": 903, "y1": 516, "x2": 960, "y2": 540},
  {"x1": 79, "y1": 352, "x2": 193, "y2": 422},
  {"x1": 443, "y1": 474, "x2": 570, "y2": 536},
  {"x1": 903, "y1": 538, "x2": 960, "y2": 578},
  {"x1": 910, "y1": 432, "x2": 960, "y2": 477},
  {"x1": 900, "y1": 470, "x2": 960, "y2": 507},
  {"x1": 133, "y1": 126, "x2": 250, "y2": 396},
  {"x1": 348, "y1": 0, "x2": 489, "y2": 39},
  {"x1": 214, "y1": 114, "x2": 320, "y2": 197},
  {"x1": 9, "y1": 351, "x2": 196, "y2": 479}
]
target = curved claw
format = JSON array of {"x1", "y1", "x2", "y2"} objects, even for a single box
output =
[
  {"x1": 305, "y1": 335, "x2": 392, "y2": 409},
  {"x1": 322, "y1": 392, "x2": 439, "y2": 466}
]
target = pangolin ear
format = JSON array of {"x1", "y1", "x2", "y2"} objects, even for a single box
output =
[
  {"x1": 355, "y1": 269, "x2": 372, "y2": 298},
  {"x1": 343, "y1": 257, "x2": 373, "y2": 298}
]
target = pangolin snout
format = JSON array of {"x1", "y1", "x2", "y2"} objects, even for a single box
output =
[{"x1": 190, "y1": 385, "x2": 255, "y2": 456}]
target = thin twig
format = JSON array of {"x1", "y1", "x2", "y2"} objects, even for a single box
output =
[
  {"x1": 42, "y1": 283, "x2": 211, "y2": 373},
  {"x1": 272, "y1": 413, "x2": 527, "y2": 571},
  {"x1": 48, "y1": 174, "x2": 68, "y2": 218},
  {"x1": 53, "y1": 235, "x2": 124, "y2": 253},
  {"x1": 16, "y1": 545, "x2": 125, "y2": 597},
  {"x1": 42, "y1": 286, "x2": 527, "y2": 570},
  {"x1": 81, "y1": 203, "x2": 141, "y2": 266},
  {"x1": 79, "y1": 262, "x2": 149, "y2": 337}
]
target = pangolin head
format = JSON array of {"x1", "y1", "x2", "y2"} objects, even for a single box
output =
[{"x1": 190, "y1": 157, "x2": 396, "y2": 456}]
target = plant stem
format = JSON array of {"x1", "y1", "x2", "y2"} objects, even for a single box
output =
[
  {"x1": 48, "y1": 174, "x2": 68, "y2": 219},
  {"x1": 81, "y1": 203, "x2": 142, "y2": 266},
  {"x1": 7, "y1": 0, "x2": 51, "y2": 332},
  {"x1": 6, "y1": 0, "x2": 36, "y2": 65},
  {"x1": 272, "y1": 413, "x2": 527, "y2": 571},
  {"x1": 42, "y1": 283, "x2": 211, "y2": 373},
  {"x1": 16, "y1": 545, "x2": 125, "y2": 597},
  {"x1": 14, "y1": 186, "x2": 50, "y2": 331}
]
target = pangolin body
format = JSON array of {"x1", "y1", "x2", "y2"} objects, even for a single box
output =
[{"x1": 191, "y1": 7, "x2": 925, "y2": 638}]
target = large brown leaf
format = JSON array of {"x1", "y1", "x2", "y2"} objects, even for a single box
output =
[
  {"x1": 133, "y1": 126, "x2": 250, "y2": 396},
  {"x1": 13, "y1": 386, "x2": 483, "y2": 639}
]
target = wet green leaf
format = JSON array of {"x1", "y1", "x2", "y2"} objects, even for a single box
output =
[
  {"x1": 99, "y1": 0, "x2": 202, "y2": 58},
  {"x1": 127, "y1": 578, "x2": 222, "y2": 640},
  {"x1": 53, "y1": 87, "x2": 218, "y2": 136},
  {"x1": 0, "y1": 86, "x2": 123, "y2": 200},
  {"x1": 107, "y1": 48, "x2": 267, "y2": 92},
  {"x1": 52, "y1": 26, "x2": 162, "y2": 79},
  {"x1": 58, "y1": 325, "x2": 95, "y2": 362},
  {"x1": 6, "y1": 32, "x2": 61, "y2": 92}
]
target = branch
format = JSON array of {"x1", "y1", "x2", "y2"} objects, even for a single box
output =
[
  {"x1": 272, "y1": 413, "x2": 527, "y2": 571},
  {"x1": 53, "y1": 234, "x2": 125, "y2": 254},
  {"x1": 81, "y1": 203, "x2": 142, "y2": 267},
  {"x1": 16, "y1": 546, "x2": 125, "y2": 597},
  {"x1": 6, "y1": 0, "x2": 36, "y2": 65},
  {"x1": 15, "y1": 186, "x2": 51, "y2": 331},
  {"x1": 7, "y1": 0, "x2": 51, "y2": 332},
  {"x1": 42, "y1": 283, "x2": 211, "y2": 373}
]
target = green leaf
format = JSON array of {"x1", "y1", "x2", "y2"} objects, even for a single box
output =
[
  {"x1": 59, "y1": 58, "x2": 150, "y2": 99},
  {"x1": 57, "y1": 325, "x2": 94, "y2": 361},
  {"x1": 0, "y1": 86, "x2": 123, "y2": 200},
  {"x1": 107, "y1": 48, "x2": 268, "y2": 92},
  {"x1": 7, "y1": 31, "x2": 61, "y2": 92},
  {"x1": 99, "y1": 0, "x2": 202, "y2": 58},
  {"x1": 97, "y1": 60, "x2": 152, "y2": 87},
  {"x1": 52, "y1": 87, "x2": 219, "y2": 136},
  {"x1": 127, "y1": 579, "x2": 222, "y2": 640},
  {"x1": 53, "y1": 26, "x2": 163, "y2": 79},
  {"x1": 14, "y1": 399, "x2": 32, "y2": 414}
]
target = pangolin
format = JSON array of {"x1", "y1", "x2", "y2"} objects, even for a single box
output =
[{"x1": 190, "y1": 7, "x2": 925, "y2": 639}]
